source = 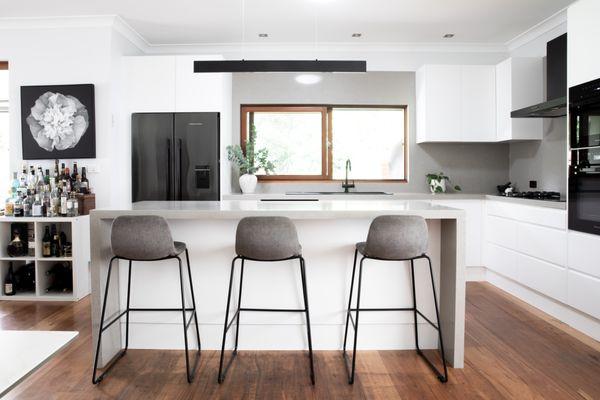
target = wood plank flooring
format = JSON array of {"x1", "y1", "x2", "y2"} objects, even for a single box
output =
[{"x1": 1, "y1": 282, "x2": 599, "y2": 399}]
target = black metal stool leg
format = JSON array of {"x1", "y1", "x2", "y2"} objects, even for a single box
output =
[
  {"x1": 185, "y1": 249, "x2": 202, "y2": 354},
  {"x1": 218, "y1": 256, "x2": 239, "y2": 384},
  {"x1": 299, "y1": 257, "x2": 315, "y2": 385},
  {"x1": 344, "y1": 256, "x2": 365, "y2": 385},
  {"x1": 233, "y1": 258, "x2": 245, "y2": 354},
  {"x1": 124, "y1": 260, "x2": 132, "y2": 351},
  {"x1": 342, "y1": 249, "x2": 358, "y2": 355},
  {"x1": 93, "y1": 257, "x2": 127, "y2": 384},
  {"x1": 177, "y1": 254, "x2": 201, "y2": 383},
  {"x1": 410, "y1": 260, "x2": 419, "y2": 351},
  {"x1": 424, "y1": 255, "x2": 448, "y2": 382}
]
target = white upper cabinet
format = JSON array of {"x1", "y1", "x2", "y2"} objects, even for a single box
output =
[
  {"x1": 417, "y1": 65, "x2": 496, "y2": 143},
  {"x1": 461, "y1": 66, "x2": 497, "y2": 142},
  {"x1": 568, "y1": 0, "x2": 600, "y2": 86},
  {"x1": 495, "y1": 57, "x2": 543, "y2": 141}
]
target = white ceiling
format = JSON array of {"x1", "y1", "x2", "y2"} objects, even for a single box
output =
[{"x1": 0, "y1": 0, "x2": 575, "y2": 46}]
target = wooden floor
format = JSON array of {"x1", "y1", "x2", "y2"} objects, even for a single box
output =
[{"x1": 1, "y1": 282, "x2": 599, "y2": 399}]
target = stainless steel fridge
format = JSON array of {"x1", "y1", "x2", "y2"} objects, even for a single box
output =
[{"x1": 132, "y1": 112, "x2": 220, "y2": 201}]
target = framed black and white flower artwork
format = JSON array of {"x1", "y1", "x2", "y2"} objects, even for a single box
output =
[{"x1": 20, "y1": 84, "x2": 96, "y2": 159}]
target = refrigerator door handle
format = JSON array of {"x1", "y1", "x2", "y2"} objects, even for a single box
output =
[
  {"x1": 167, "y1": 138, "x2": 173, "y2": 200},
  {"x1": 178, "y1": 138, "x2": 183, "y2": 201}
]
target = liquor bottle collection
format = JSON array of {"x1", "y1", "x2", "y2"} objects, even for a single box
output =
[{"x1": 3, "y1": 160, "x2": 91, "y2": 218}]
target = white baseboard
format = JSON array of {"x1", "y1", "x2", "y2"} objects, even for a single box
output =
[
  {"x1": 485, "y1": 269, "x2": 600, "y2": 342},
  {"x1": 122, "y1": 322, "x2": 440, "y2": 351}
]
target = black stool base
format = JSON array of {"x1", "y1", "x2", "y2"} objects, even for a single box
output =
[
  {"x1": 342, "y1": 251, "x2": 449, "y2": 384},
  {"x1": 218, "y1": 256, "x2": 315, "y2": 385},
  {"x1": 92, "y1": 249, "x2": 202, "y2": 384}
]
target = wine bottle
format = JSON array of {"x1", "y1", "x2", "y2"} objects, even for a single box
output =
[
  {"x1": 42, "y1": 226, "x2": 52, "y2": 257},
  {"x1": 80, "y1": 167, "x2": 89, "y2": 194},
  {"x1": 3, "y1": 263, "x2": 15, "y2": 296},
  {"x1": 50, "y1": 224, "x2": 59, "y2": 257},
  {"x1": 7, "y1": 230, "x2": 26, "y2": 257}
]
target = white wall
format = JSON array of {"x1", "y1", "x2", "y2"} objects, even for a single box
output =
[
  {"x1": 0, "y1": 19, "x2": 142, "y2": 208},
  {"x1": 0, "y1": 69, "x2": 8, "y2": 194}
]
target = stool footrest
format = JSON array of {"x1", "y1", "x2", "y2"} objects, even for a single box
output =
[{"x1": 240, "y1": 307, "x2": 306, "y2": 313}]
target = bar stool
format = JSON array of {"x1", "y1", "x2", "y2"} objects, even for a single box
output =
[
  {"x1": 218, "y1": 216, "x2": 315, "y2": 385},
  {"x1": 92, "y1": 215, "x2": 201, "y2": 384},
  {"x1": 342, "y1": 215, "x2": 448, "y2": 384}
]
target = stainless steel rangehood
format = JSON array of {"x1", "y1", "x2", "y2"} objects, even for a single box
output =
[{"x1": 511, "y1": 33, "x2": 567, "y2": 118}]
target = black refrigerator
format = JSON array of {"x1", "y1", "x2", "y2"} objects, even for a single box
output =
[{"x1": 132, "y1": 112, "x2": 220, "y2": 201}]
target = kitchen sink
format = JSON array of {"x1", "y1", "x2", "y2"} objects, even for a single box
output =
[{"x1": 286, "y1": 191, "x2": 392, "y2": 195}]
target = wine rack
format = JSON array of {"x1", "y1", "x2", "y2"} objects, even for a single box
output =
[{"x1": 0, "y1": 216, "x2": 90, "y2": 301}]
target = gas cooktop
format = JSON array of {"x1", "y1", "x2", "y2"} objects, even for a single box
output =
[{"x1": 498, "y1": 191, "x2": 562, "y2": 201}]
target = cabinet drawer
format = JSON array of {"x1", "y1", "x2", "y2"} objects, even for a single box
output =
[
  {"x1": 516, "y1": 223, "x2": 567, "y2": 266},
  {"x1": 484, "y1": 242, "x2": 518, "y2": 280},
  {"x1": 568, "y1": 270, "x2": 600, "y2": 320},
  {"x1": 486, "y1": 215, "x2": 517, "y2": 249},
  {"x1": 568, "y1": 231, "x2": 600, "y2": 278},
  {"x1": 486, "y1": 200, "x2": 567, "y2": 230},
  {"x1": 517, "y1": 253, "x2": 567, "y2": 302}
]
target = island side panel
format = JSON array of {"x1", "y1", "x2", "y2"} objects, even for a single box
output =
[
  {"x1": 439, "y1": 217, "x2": 466, "y2": 368},
  {"x1": 90, "y1": 216, "x2": 122, "y2": 368}
]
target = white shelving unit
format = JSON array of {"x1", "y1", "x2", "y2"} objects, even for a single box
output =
[{"x1": 0, "y1": 216, "x2": 90, "y2": 301}]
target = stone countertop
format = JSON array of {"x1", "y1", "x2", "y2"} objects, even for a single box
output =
[{"x1": 91, "y1": 199, "x2": 465, "y2": 220}]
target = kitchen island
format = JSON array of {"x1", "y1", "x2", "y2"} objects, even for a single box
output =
[{"x1": 90, "y1": 200, "x2": 465, "y2": 369}]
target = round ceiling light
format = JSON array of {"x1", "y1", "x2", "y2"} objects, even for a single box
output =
[{"x1": 295, "y1": 74, "x2": 322, "y2": 85}]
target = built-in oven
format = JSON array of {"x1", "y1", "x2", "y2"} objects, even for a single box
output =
[{"x1": 569, "y1": 77, "x2": 600, "y2": 235}]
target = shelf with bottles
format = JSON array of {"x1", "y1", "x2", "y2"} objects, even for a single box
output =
[
  {"x1": 37, "y1": 221, "x2": 72, "y2": 260},
  {"x1": 1, "y1": 259, "x2": 37, "y2": 298},
  {"x1": 0, "y1": 216, "x2": 90, "y2": 301},
  {"x1": 36, "y1": 260, "x2": 73, "y2": 298},
  {"x1": 2, "y1": 160, "x2": 94, "y2": 218},
  {"x1": 0, "y1": 221, "x2": 36, "y2": 259}
]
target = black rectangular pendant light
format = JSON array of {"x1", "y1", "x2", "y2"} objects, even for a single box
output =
[{"x1": 193, "y1": 60, "x2": 367, "y2": 73}]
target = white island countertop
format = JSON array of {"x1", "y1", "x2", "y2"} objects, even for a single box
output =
[
  {"x1": 90, "y1": 199, "x2": 466, "y2": 370},
  {"x1": 91, "y1": 199, "x2": 466, "y2": 220}
]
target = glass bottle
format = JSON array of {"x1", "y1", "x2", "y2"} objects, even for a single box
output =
[
  {"x1": 60, "y1": 190, "x2": 68, "y2": 216},
  {"x1": 4, "y1": 194, "x2": 15, "y2": 217},
  {"x1": 23, "y1": 195, "x2": 32, "y2": 217},
  {"x1": 3, "y1": 263, "x2": 15, "y2": 296},
  {"x1": 32, "y1": 194, "x2": 43, "y2": 217},
  {"x1": 80, "y1": 167, "x2": 89, "y2": 194},
  {"x1": 13, "y1": 196, "x2": 23, "y2": 217},
  {"x1": 7, "y1": 230, "x2": 26, "y2": 257},
  {"x1": 42, "y1": 226, "x2": 52, "y2": 257}
]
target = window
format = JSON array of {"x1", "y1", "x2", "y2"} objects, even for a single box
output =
[{"x1": 241, "y1": 105, "x2": 407, "y2": 181}]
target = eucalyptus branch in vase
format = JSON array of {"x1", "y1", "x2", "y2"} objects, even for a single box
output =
[{"x1": 226, "y1": 124, "x2": 275, "y2": 194}]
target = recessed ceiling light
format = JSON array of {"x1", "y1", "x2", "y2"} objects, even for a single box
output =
[
  {"x1": 443, "y1": 33, "x2": 455, "y2": 39},
  {"x1": 258, "y1": 33, "x2": 269, "y2": 38},
  {"x1": 295, "y1": 74, "x2": 322, "y2": 85},
  {"x1": 352, "y1": 33, "x2": 362, "y2": 38}
]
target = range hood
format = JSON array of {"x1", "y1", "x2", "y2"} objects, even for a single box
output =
[{"x1": 511, "y1": 33, "x2": 567, "y2": 118}]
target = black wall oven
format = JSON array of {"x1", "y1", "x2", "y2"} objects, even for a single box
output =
[{"x1": 569, "y1": 77, "x2": 600, "y2": 235}]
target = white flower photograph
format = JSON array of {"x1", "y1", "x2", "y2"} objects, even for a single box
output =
[{"x1": 20, "y1": 84, "x2": 95, "y2": 159}]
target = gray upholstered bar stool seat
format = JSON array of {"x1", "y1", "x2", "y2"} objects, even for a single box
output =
[
  {"x1": 343, "y1": 215, "x2": 448, "y2": 384},
  {"x1": 92, "y1": 216, "x2": 201, "y2": 384},
  {"x1": 218, "y1": 216, "x2": 315, "y2": 385}
]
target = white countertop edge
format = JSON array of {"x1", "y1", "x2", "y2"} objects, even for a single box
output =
[{"x1": 91, "y1": 200, "x2": 466, "y2": 220}]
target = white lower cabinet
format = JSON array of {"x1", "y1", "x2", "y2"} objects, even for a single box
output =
[
  {"x1": 567, "y1": 270, "x2": 600, "y2": 320},
  {"x1": 517, "y1": 253, "x2": 567, "y2": 303},
  {"x1": 484, "y1": 242, "x2": 518, "y2": 281},
  {"x1": 484, "y1": 200, "x2": 568, "y2": 304},
  {"x1": 568, "y1": 230, "x2": 600, "y2": 279},
  {"x1": 516, "y1": 223, "x2": 567, "y2": 267}
]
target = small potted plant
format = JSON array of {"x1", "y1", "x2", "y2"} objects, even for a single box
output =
[
  {"x1": 227, "y1": 125, "x2": 275, "y2": 194},
  {"x1": 426, "y1": 172, "x2": 461, "y2": 194}
]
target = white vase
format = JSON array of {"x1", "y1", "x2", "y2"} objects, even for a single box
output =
[
  {"x1": 239, "y1": 173, "x2": 258, "y2": 194},
  {"x1": 429, "y1": 179, "x2": 446, "y2": 194}
]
